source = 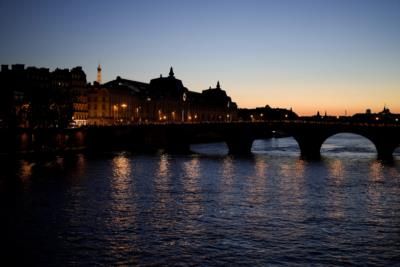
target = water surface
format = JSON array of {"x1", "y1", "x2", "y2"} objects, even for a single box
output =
[{"x1": 7, "y1": 134, "x2": 400, "y2": 265}]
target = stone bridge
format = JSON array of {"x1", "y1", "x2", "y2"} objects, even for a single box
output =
[
  {"x1": 3, "y1": 121, "x2": 399, "y2": 159},
  {"x1": 86, "y1": 121, "x2": 400, "y2": 160}
]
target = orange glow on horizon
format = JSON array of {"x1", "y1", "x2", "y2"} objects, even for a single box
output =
[{"x1": 234, "y1": 99, "x2": 400, "y2": 116}]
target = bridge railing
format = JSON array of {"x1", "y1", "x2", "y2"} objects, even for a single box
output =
[{"x1": 80, "y1": 119, "x2": 400, "y2": 129}]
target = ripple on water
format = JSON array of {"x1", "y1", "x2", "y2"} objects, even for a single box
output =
[{"x1": 11, "y1": 139, "x2": 400, "y2": 265}]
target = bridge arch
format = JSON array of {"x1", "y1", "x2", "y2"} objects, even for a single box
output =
[
  {"x1": 394, "y1": 146, "x2": 400, "y2": 158},
  {"x1": 251, "y1": 137, "x2": 300, "y2": 156},
  {"x1": 320, "y1": 132, "x2": 377, "y2": 157},
  {"x1": 188, "y1": 130, "x2": 230, "y2": 155},
  {"x1": 190, "y1": 142, "x2": 229, "y2": 156}
]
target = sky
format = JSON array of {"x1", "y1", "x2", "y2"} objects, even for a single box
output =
[{"x1": 0, "y1": 0, "x2": 399, "y2": 115}]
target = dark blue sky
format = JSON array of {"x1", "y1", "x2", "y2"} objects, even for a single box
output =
[{"x1": 1, "y1": 0, "x2": 399, "y2": 114}]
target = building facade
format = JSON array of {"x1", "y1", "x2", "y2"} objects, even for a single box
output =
[
  {"x1": 1, "y1": 64, "x2": 238, "y2": 128},
  {"x1": 87, "y1": 67, "x2": 238, "y2": 125},
  {"x1": 0, "y1": 64, "x2": 88, "y2": 128},
  {"x1": 87, "y1": 76, "x2": 149, "y2": 125}
]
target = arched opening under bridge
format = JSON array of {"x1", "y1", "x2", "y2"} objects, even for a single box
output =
[
  {"x1": 394, "y1": 146, "x2": 400, "y2": 159},
  {"x1": 251, "y1": 137, "x2": 300, "y2": 157},
  {"x1": 190, "y1": 142, "x2": 229, "y2": 156},
  {"x1": 321, "y1": 133, "x2": 376, "y2": 158}
]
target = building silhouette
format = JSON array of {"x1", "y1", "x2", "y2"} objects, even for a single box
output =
[
  {"x1": 87, "y1": 67, "x2": 237, "y2": 125},
  {"x1": 0, "y1": 64, "x2": 87, "y2": 128},
  {"x1": 238, "y1": 105, "x2": 298, "y2": 121}
]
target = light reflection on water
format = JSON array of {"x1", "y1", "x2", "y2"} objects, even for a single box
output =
[{"x1": 10, "y1": 135, "x2": 400, "y2": 266}]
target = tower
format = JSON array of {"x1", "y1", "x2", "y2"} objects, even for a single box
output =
[
  {"x1": 97, "y1": 64, "x2": 102, "y2": 84},
  {"x1": 216, "y1": 81, "x2": 221, "y2": 89},
  {"x1": 169, "y1": 67, "x2": 174, "y2": 77}
]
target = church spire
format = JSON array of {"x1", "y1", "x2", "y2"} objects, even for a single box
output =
[
  {"x1": 97, "y1": 64, "x2": 102, "y2": 84},
  {"x1": 216, "y1": 81, "x2": 221, "y2": 89},
  {"x1": 169, "y1": 67, "x2": 174, "y2": 77}
]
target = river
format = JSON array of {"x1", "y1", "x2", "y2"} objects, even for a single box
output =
[{"x1": 6, "y1": 134, "x2": 400, "y2": 265}]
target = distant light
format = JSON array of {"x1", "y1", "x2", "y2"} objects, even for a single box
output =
[
  {"x1": 285, "y1": 114, "x2": 288, "y2": 118},
  {"x1": 260, "y1": 113, "x2": 263, "y2": 117},
  {"x1": 163, "y1": 115, "x2": 167, "y2": 120},
  {"x1": 396, "y1": 118, "x2": 399, "y2": 122},
  {"x1": 375, "y1": 117, "x2": 379, "y2": 121},
  {"x1": 121, "y1": 103, "x2": 127, "y2": 108}
]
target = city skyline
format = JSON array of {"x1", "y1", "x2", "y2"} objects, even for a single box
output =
[{"x1": 1, "y1": 0, "x2": 399, "y2": 115}]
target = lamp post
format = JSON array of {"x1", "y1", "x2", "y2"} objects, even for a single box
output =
[
  {"x1": 146, "y1": 97, "x2": 151, "y2": 122},
  {"x1": 136, "y1": 106, "x2": 142, "y2": 123},
  {"x1": 182, "y1": 92, "x2": 187, "y2": 122},
  {"x1": 113, "y1": 104, "x2": 118, "y2": 124},
  {"x1": 121, "y1": 103, "x2": 127, "y2": 124},
  {"x1": 227, "y1": 101, "x2": 231, "y2": 122}
]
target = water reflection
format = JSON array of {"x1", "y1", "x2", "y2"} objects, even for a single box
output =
[
  {"x1": 370, "y1": 161, "x2": 384, "y2": 183},
  {"x1": 328, "y1": 159, "x2": 345, "y2": 186},
  {"x1": 11, "y1": 138, "x2": 400, "y2": 266},
  {"x1": 183, "y1": 156, "x2": 201, "y2": 181},
  {"x1": 19, "y1": 160, "x2": 34, "y2": 183},
  {"x1": 367, "y1": 161, "x2": 385, "y2": 207},
  {"x1": 154, "y1": 154, "x2": 172, "y2": 213},
  {"x1": 254, "y1": 155, "x2": 268, "y2": 177},
  {"x1": 157, "y1": 154, "x2": 170, "y2": 178},
  {"x1": 277, "y1": 160, "x2": 306, "y2": 223},
  {"x1": 245, "y1": 156, "x2": 268, "y2": 206},
  {"x1": 110, "y1": 153, "x2": 135, "y2": 228},
  {"x1": 220, "y1": 156, "x2": 235, "y2": 196},
  {"x1": 326, "y1": 159, "x2": 346, "y2": 220},
  {"x1": 74, "y1": 154, "x2": 86, "y2": 177},
  {"x1": 181, "y1": 157, "x2": 203, "y2": 231},
  {"x1": 112, "y1": 154, "x2": 131, "y2": 179}
]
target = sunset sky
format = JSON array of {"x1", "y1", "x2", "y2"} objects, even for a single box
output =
[{"x1": 1, "y1": 0, "x2": 399, "y2": 115}]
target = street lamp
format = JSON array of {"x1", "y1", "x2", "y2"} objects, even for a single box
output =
[
  {"x1": 146, "y1": 97, "x2": 151, "y2": 122},
  {"x1": 227, "y1": 101, "x2": 231, "y2": 122},
  {"x1": 121, "y1": 103, "x2": 127, "y2": 123},
  {"x1": 182, "y1": 92, "x2": 187, "y2": 122},
  {"x1": 113, "y1": 104, "x2": 119, "y2": 124}
]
